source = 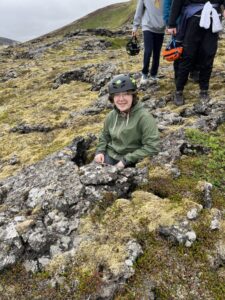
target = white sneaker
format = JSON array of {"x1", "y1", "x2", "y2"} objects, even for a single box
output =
[
  {"x1": 140, "y1": 74, "x2": 148, "y2": 85},
  {"x1": 149, "y1": 75, "x2": 159, "y2": 83}
]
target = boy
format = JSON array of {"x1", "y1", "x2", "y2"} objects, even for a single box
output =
[{"x1": 95, "y1": 74, "x2": 160, "y2": 168}]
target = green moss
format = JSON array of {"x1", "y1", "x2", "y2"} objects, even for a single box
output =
[
  {"x1": 0, "y1": 264, "x2": 58, "y2": 299},
  {"x1": 105, "y1": 37, "x2": 128, "y2": 49},
  {"x1": 185, "y1": 126, "x2": 225, "y2": 190},
  {"x1": 90, "y1": 191, "x2": 116, "y2": 224},
  {"x1": 146, "y1": 172, "x2": 201, "y2": 203},
  {"x1": 116, "y1": 213, "x2": 225, "y2": 300},
  {"x1": 0, "y1": 263, "x2": 104, "y2": 300},
  {"x1": 145, "y1": 125, "x2": 224, "y2": 209},
  {"x1": 75, "y1": 269, "x2": 103, "y2": 298},
  {"x1": 0, "y1": 110, "x2": 9, "y2": 122}
]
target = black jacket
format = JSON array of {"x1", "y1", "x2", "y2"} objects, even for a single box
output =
[{"x1": 168, "y1": 0, "x2": 225, "y2": 27}]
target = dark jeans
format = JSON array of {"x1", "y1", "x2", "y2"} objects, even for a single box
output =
[
  {"x1": 142, "y1": 30, "x2": 164, "y2": 76},
  {"x1": 176, "y1": 16, "x2": 218, "y2": 91},
  {"x1": 104, "y1": 153, "x2": 119, "y2": 165},
  {"x1": 174, "y1": 57, "x2": 200, "y2": 81},
  {"x1": 104, "y1": 153, "x2": 135, "y2": 167}
]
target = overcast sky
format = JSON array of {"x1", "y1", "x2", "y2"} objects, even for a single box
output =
[{"x1": 0, "y1": 0, "x2": 129, "y2": 42}]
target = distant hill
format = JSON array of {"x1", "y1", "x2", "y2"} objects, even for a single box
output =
[
  {"x1": 37, "y1": 0, "x2": 136, "y2": 40},
  {"x1": 0, "y1": 37, "x2": 18, "y2": 46}
]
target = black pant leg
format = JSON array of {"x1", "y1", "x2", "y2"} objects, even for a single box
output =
[
  {"x1": 142, "y1": 31, "x2": 154, "y2": 75},
  {"x1": 198, "y1": 29, "x2": 218, "y2": 90},
  {"x1": 174, "y1": 59, "x2": 180, "y2": 80},
  {"x1": 104, "y1": 153, "x2": 119, "y2": 165},
  {"x1": 176, "y1": 17, "x2": 201, "y2": 91},
  {"x1": 150, "y1": 32, "x2": 164, "y2": 76}
]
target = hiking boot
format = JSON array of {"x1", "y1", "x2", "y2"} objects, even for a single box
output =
[
  {"x1": 140, "y1": 74, "x2": 148, "y2": 85},
  {"x1": 174, "y1": 91, "x2": 185, "y2": 106},
  {"x1": 199, "y1": 90, "x2": 210, "y2": 101},
  {"x1": 189, "y1": 70, "x2": 200, "y2": 83}
]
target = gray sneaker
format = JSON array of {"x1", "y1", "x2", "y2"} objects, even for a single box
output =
[
  {"x1": 174, "y1": 91, "x2": 185, "y2": 106},
  {"x1": 149, "y1": 75, "x2": 159, "y2": 83},
  {"x1": 140, "y1": 74, "x2": 148, "y2": 85},
  {"x1": 199, "y1": 90, "x2": 210, "y2": 101}
]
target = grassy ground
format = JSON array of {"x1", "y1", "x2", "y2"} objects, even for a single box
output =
[{"x1": 0, "y1": 0, "x2": 224, "y2": 298}]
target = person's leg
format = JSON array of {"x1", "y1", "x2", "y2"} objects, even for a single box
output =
[
  {"x1": 189, "y1": 49, "x2": 200, "y2": 82},
  {"x1": 150, "y1": 32, "x2": 164, "y2": 77},
  {"x1": 176, "y1": 17, "x2": 201, "y2": 92},
  {"x1": 198, "y1": 29, "x2": 218, "y2": 92},
  {"x1": 174, "y1": 59, "x2": 180, "y2": 82},
  {"x1": 174, "y1": 17, "x2": 202, "y2": 105},
  {"x1": 142, "y1": 31, "x2": 154, "y2": 76},
  {"x1": 189, "y1": 69, "x2": 200, "y2": 83}
]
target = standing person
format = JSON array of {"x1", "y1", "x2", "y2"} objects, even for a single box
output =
[
  {"x1": 163, "y1": 0, "x2": 181, "y2": 81},
  {"x1": 167, "y1": 0, "x2": 225, "y2": 105},
  {"x1": 163, "y1": 0, "x2": 200, "y2": 83},
  {"x1": 94, "y1": 74, "x2": 160, "y2": 168},
  {"x1": 132, "y1": 0, "x2": 165, "y2": 85}
]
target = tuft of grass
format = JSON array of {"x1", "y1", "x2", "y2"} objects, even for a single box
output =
[
  {"x1": 105, "y1": 37, "x2": 128, "y2": 49},
  {"x1": 145, "y1": 172, "x2": 202, "y2": 203},
  {"x1": 0, "y1": 110, "x2": 9, "y2": 122},
  {"x1": 75, "y1": 269, "x2": 103, "y2": 298},
  {"x1": 0, "y1": 263, "x2": 103, "y2": 300}
]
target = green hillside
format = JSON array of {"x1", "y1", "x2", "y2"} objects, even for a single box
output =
[{"x1": 42, "y1": 0, "x2": 137, "y2": 39}]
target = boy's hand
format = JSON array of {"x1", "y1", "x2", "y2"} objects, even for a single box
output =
[
  {"x1": 94, "y1": 153, "x2": 105, "y2": 164},
  {"x1": 116, "y1": 161, "x2": 125, "y2": 168}
]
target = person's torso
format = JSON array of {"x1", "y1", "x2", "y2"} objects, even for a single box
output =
[
  {"x1": 141, "y1": 0, "x2": 165, "y2": 32},
  {"x1": 106, "y1": 104, "x2": 149, "y2": 157}
]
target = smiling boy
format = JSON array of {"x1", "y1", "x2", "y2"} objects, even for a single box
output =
[{"x1": 94, "y1": 74, "x2": 160, "y2": 168}]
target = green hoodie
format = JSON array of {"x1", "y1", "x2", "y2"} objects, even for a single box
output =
[{"x1": 96, "y1": 102, "x2": 160, "y2": 164}]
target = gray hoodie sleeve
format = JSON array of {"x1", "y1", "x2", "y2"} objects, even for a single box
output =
[{"x1": 133, "y1": 0, "x2": 145, "y2": 31}]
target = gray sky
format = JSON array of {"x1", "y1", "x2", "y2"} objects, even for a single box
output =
[{"x1": 0, "y1": 0, "x2": 129, "y2": 42}]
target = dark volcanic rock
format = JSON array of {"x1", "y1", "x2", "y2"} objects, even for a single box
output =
[
  {"x1": 82, "y1": 39, "x2": 112, "y2": 51},
  {"x1": 0, "y1": 136, "x2": 147, "y2": 272},
  {"x1": 0, "y1": 69, "x2": 18, "y2": 82},
  {"x1": 53, "y1": 63, "x2": 117, "y2": 91},
  {"x1": 158, "y1": 221, "x2": 197, "y2": 247},
  {"x1": 10, "y1": 123, "x2": 67, "y2": 134}
]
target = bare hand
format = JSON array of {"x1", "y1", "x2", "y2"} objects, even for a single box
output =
[
  {"x1": 116, "y1": 161, "x2": 125, "y2": 168},
  {"x1": 167, "y1": 28, "x2": 177, "y2": 35},
  {"x1": 94, "y1": 153, "x2": 105, "y2": 164},
  {"x1": 132, "y1": 30, "x2": 137, "y2": 37}
]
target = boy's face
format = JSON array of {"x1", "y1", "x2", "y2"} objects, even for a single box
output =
[{"x1": 113, "y1": 92, "x2": 133, "y2": 112}]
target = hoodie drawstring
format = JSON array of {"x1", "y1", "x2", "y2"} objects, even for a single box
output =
[
  {"x1": 126, "y1": 113, "x2": 130, "y2": 126},
  {"x1": 112, "y1": 113, "x2": 118, "y2": 132},
  {"x1": 112, "y1": 111, "x2": 130, "y2": 133}
]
